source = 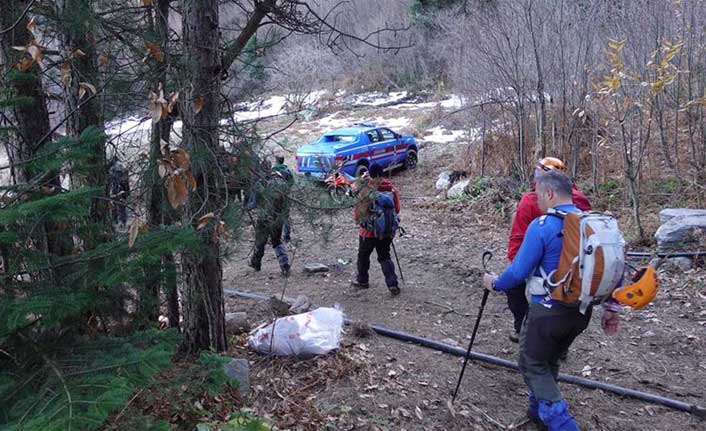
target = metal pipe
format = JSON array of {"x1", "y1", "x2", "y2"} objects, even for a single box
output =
[
  {"x1": 224, "y1": 289, "x2": 706, "y2": 418},
  {"x1": 626, "y1": 250, "x2": 706, "y2": 259}
]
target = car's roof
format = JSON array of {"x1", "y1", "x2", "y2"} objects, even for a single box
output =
[{"x1": 326, "y1": 125, "x2": 378, "y2": 135}]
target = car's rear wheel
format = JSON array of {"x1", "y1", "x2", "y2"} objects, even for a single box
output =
[
  {"x1": 404, "y1": 150, "x2": 418, "y2": 170},
  {"x1": 355, "y1": 164, "x2": 368, "y2": 177}
]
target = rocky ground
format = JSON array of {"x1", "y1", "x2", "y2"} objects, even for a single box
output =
[{"x1": 216, "y1": 103, "x2": 706, "y2": 430}]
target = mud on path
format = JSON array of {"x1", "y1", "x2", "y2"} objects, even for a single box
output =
[{"x1": 221, "y1": 137, "x2": 706, "y2": 430}]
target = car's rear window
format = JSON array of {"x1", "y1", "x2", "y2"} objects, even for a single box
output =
[{"x1": 322, "y1": 134, "x2": 356, "y2": 142}]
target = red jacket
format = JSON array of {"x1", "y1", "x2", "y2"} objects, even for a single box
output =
[
  {"x1": 507, "y1": 185, "x2": 591, "y2": 261},
  {"x1": 357, "y1": 178, "x2": 401, "y2": 238}
]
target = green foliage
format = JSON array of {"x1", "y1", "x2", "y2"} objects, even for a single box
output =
[{"x1": 0, "y1": 330, "x2": 180, "y2": 431}]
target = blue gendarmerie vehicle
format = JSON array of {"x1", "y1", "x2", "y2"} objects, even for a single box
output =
[{"x1": 295, "y1": 123, "x2": 418, "y2": 180}]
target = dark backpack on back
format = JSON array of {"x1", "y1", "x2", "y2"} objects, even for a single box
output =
[{"x1": 361, "y1": 192, "x2": 399, "y2": 239}]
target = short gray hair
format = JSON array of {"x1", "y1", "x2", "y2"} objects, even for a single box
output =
[{"x1": 535, "y1": 170, "x2": 572, "y2": 197}]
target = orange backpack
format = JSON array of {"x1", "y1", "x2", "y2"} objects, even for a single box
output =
[{"x1": 541, "y1": 209, "x2": 626, "y2": 314}]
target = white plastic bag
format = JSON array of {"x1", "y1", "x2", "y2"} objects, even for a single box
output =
[
  {"x1": 435, "y1": 171, "x2": 451, "y2": 190},
  {"x1": 247, "y1": 307, "x2": 344, "y2": 356}
]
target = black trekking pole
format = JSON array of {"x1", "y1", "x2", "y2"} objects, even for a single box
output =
[
  {"x1": 390, "y1": 239, "x2": 406, "y2": 287},
  {"x1": 451, "y1": 251, "x2": 493, "y2": 403}
]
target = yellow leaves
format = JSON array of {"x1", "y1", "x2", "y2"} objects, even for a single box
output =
[
  {"x1": 12, "y1": 40, "x2": 46, "y2": 71},
  {"x1": 71, "y1": 49, "x2": 86, "y2": 58},
  {"x1": 15, "y1": 58, "x2": 34, "y2": 72},
  {"x1": 166, "y1": 175, "x2": 189, "y2": 209},
  {"x1": 148, "y1": 84, "x2": 178, "y2": 124},
  {"x1": 197, "y1": 212, "x2": 215, "y2": 231},
  {"x1": 142, "y1": 0, "x2": 154, "y2": 5},
  {"x1": 607, "y1": 39, "x2": 626, "y2": 52},
  {"x1": 170, "y1": 148, "x2": 191, "y2": 170},
  {"x1": 148, "y1": 90, "x2": 167, "y2": 123},
  {"x1": 26, "y1": 17, "x2": 37, "y2": 34},
  {"x1": 193, "y1": 96, "x2": 204, "y2": 114},
  {"x1": 145, "y1": 42, "x2": 164, "y2": 63},
  {"x1": 158, "y1": 143, "x2": 196, "y2": 210},
  {"x1": 78, "y1": 82, "x2": 97, "y2": 99},
  {"x1": 98, "y1": 54, "x2": 110, "y2": 67},
  {"x1": 61, "y1": 62, "x2": 72, "y2": 87},
  {"x1": 128, "y1": 219, "x2": 148, "y2": 249}
]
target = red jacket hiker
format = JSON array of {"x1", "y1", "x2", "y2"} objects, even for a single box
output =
[
  {"x1": 507, "y1": 185, "x2": 591, "y2": 261},
  {"x1": 357, "y1": 178, "x2": 401, "y2": 238}
]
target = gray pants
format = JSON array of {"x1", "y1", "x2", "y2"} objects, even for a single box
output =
[{"x1": 518, "y1": 302, "x2": 592, "y2": 401}]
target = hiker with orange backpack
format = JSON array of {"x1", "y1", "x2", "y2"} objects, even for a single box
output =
[
  {"x1": 480, "y1": 170, "x2": 660, "y2": 430},
  {"x1": 505, "y1": 157, "x2": 592, "y2": 343},
  {"x1": 351, "y1": 163, "x2": 401, "y2": 296}
]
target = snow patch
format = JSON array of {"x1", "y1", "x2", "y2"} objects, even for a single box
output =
[
  {"x1": 423, "y1": 126, "x2": 466, "y2": 144},
  {"x1": 352, "y1": 91, "x2": 409, "y2": 107}
]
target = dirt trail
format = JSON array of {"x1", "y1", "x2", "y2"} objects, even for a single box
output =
[{"x1": 221, "y1": 103, "x2": 706, "y2": 430}]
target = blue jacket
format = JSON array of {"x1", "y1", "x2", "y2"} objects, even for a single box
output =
[{"x1": 494, "y1": 204, "x2": 581, "y2": 301}]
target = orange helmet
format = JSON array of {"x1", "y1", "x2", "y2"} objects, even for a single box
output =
[
  {"x1": 612, "y1": 265, "x2": 659, "y2": 309},
  {"x1": 536, "y1": 157, "x2": 568, "y2": 173}
]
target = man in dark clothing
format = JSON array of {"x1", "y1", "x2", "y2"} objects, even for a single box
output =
[
  {"x1": 109, "y1": 159, "x2": 130, "y2": 227},
  {"x1": 247, "y1": 160, "x2": 291, "y2": 276},
  {"x1": 505, "y1": 157, "x2": 592, "y2": 342},
  {"x1": 273, "y1": 155, "x2": 294, "y2": 243},
  {"x1": 351, "y1": 163, "x2": 401, "y2": 295},
  {"x1": 482, "y1": 171, "x2": 621, "y2": 431}
]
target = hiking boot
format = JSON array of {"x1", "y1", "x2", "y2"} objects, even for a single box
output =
[
  {"x1": 248, "y1": 259, "x2": 261, "y2": 272},
  {"x1": 281, "y1": 264, "x2": 290, "y2": 278},
  {"x1": 388, "y1": 285, "x2": 401, "y2": 296},
  {"x1": 509, "y1": 332, "x2": 519, "y2": 343},
  {"x1": 351, "y1": 280, "x2": 369, "y2": 289},
  {"x1": 538, "y1": 400, "x2": 579, "y2": 431}
]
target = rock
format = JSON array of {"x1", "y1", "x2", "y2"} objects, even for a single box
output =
[
  {"x1": 446, "y1": 179, "x2": 470, "y2": 199},
  {"x1": 655, "y1": 213, "x2": 706, "y2": 252},
  {"x1": 225, "y1": 312, "x2": 249, "y2": 335},
  {"x1": 304, "y1": 263, "x2": 329, "y2": 273},
  {"x1": 223, "y1": 358, "x2": 250, "y2": 396},
  {"x1": 289, "y1": 295, "x2": 312, "y2": 314},
  {"x1": 269, "y1": 296, "x2": 292, "y2": 317},
  {"x1": 658, "y1": 208, "x2": 706, "y2": 225}
]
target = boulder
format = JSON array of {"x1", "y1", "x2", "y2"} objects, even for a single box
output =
[
  {"x1": 446, "y1": 179, "x2": 470, "y2": 199},
  {"x1": 304, "y1": 263, "x2": 329, "y2": 273},
  {"x1": 655, "y1": 211, "x2": 706, "y2": 252},
  {"x1": 658, "y1": 208, "x2": 706, "y2": 225},
  {"x1": 223, "y1": 358, "x2": 250, "y2": 396},
  {"x1": 225, "y1": 312, "x2": 249, "y2": 335}
]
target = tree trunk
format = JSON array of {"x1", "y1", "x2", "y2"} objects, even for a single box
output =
[
  {"x1": 142, "y1": 0, "x2": 174, "y2": 325},
  {"x1": 179, "y1": 0, "x2": 226, "y2": 354},
  {"x1": 0, "y1": 0, "x2": 71, "y2": 259},
  {"x1": 60, "y1": 0, "x2": 108, "y2": 233},
  {"x1": 526, "y1": 0, "x2": 547, "y2": 160}
]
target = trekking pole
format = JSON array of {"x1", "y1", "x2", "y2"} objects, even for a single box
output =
[
  {"x1": 451, "y1": 251, "x2": 493, "y2": 403},
  {"x1": 390, "y1": 239, "x2": 406, "y2": 287}
]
